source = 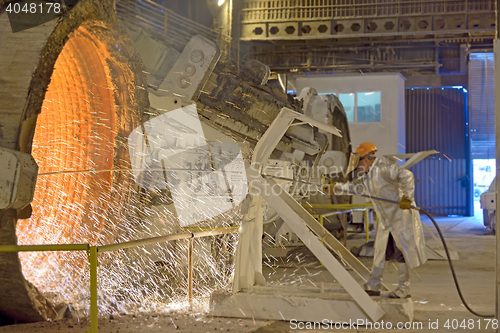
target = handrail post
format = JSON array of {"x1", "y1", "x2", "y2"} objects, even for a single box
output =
[
  {"x1": 364, "y1": 209, "x2": 370, "y2": 243},
  {"x1": 89, "y1": 246, "x2": 98, "y2": 333},
  {"x1": 187, "y1": 237, "x2": 194, "y2": 310},
  {"x1": 319, "y1": 215, "x2": 324, "y2": 244},
  {"x1": 342, "y1": 214, "x2": 347, "y2": 247}
]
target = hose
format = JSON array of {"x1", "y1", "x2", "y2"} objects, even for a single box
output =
[
  {"x1": 417, "y1": 207, "x2": 494, "y2": 318},
  {"x1": 258, "y1": 176, "x2": 494, "y2": 316},
  {"x1": 340, "y1": 189, "x2": 495, "y2": 318}
]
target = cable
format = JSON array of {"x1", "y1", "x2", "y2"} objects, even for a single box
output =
[
  {"x1": 417, "y1": 207, "x2": 494, "y2": 318},
  {"x1": 338, "y1": 189, "x2": 495, "y2": 318}
]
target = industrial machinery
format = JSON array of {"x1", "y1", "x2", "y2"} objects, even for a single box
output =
[
  {"x1": 91, "y1": 28, "x2": 500, "y2": 323},
  {"x1": 0, "y1": 148, "x2": 38, "y2": 212},
  {"x1": 126, "y1": 27, "x2": 354, "y2": 234},
  {"x1": 0, "y1": 18, "x2": 405, "y2": 324},
  {"x1": 1, "y1": 0, "x2": 496, "y2": 326},
  {"x1": 120, "y1": 29, "x2": 418, "y2": 323},
  {"x1": 0, "y1": 22, "x2": 356, "y2": 323}
]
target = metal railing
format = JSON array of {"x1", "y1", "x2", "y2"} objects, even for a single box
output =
[
  {"x1": 241, "y1": 0, "x2": 495, "y2": 23},
  {"x1": 304, "y1": 203, "x2": 377, "y2": 243},
  {"x1": 0, "y1": 226, "x2": 237, "y2": 333}
]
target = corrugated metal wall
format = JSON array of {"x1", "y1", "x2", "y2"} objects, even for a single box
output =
[
  {"x1": 469, "y1": 52, "x2": 495, "y2": 159},
  {"x1": 405, "y1": 87, "x2": 471, "y2": 216}
]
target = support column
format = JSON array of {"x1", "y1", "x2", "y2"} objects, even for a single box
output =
[
  {"x1": 232, "y1": 192, "x2": 265, "y2": 293},
  {"x1": 493, "y1": 37, "x2": 500, "y2": 333}
]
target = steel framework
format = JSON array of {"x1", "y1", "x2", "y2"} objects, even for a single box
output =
[{"x1": 240, "y1": 0, "x2": 495, "y2": 40}]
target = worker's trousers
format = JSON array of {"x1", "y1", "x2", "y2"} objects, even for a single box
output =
[{"x1": 365, "y1": 261, "x2": 410, "y2": 292}]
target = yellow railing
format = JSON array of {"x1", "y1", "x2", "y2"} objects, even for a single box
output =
[
  {"x1": 0, "y1": 226, "x2": 238, "y2": 333},
  {"x1": 303, "y1": 203, "x2": 377, "y2": 243}
]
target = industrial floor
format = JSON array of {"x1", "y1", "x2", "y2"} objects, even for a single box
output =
[
  {"x1": 258, "y1": 214, "x2": 498, "y2": 332},
  {"x1": 0, "y1": 215, "x2": 496, "y2": 332}
]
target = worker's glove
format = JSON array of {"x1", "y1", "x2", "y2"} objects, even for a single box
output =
[
  {"x1": 399, "y1": 195, "x2": 412, "y2": 210},
  {"x1": 322, "y1": 183, "x2": 338, "y2": 195}
]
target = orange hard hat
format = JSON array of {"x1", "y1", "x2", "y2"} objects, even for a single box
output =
[{"x1": 355, "y1": 142, "x2": 378, "y2": 157}]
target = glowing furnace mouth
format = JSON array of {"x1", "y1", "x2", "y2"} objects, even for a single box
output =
[{"x1": 16, "y1": 26, "x2": 132, "y2": 296}]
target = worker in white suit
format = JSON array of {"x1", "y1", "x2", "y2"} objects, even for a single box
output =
[{"x1": 324, "y1": 142, "x2": 427, "y2": 298}]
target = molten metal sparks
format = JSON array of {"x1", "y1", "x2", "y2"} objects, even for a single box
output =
[
  {"x1": 13, "y1": 27, "x2": 334, "y2": 323},
  {"x1": 15, "y1": 29, "x2": 242, "y2": 318}
]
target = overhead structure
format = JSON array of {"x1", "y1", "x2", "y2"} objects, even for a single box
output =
[
  {"x1": 239, "y1": 0, "x2": 496, "y2": 79},
  {"x1": 240, "y1": 0, "x2": 495, "y2": 41}
]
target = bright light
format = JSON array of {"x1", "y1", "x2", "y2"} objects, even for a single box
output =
[{"x1": 218, "y1": 0, "x2": 225, "y2": 6}]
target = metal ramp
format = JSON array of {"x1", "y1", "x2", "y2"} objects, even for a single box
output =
[
  {"x1": 253, "y1": 170, "x2": 386, "y2": 321},
  {"x1": 228, "y1": 108, "x2": 394, "y2": 322},
  {"x1": 261, "y1": 175, "x2": 388, "y2": 290}
]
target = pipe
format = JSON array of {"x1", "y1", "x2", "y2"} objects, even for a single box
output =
[
  {"x1": 89, "y1": 246, "x2": 98, "y2": 333},
  {"x1": 0, "y1": 244, "x2": 89, "y2": 252},
  {"x1": 99, "y1": 232, "x2": 194, "y2": 253},
  {"x1": 187, "y1": 238, "x2": 194, "y2": 309},
  {"x1": 99, "y1": 228, "x2": 236, "y2": 252},
  {"x1": 494, "y1": 31, "x2": 500, "y2": 333}
]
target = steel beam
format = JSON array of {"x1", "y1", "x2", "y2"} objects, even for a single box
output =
[
  {"x1": 254, "y1": 173, "x2": 385, "y2": 322},
  {"x1": 493, "y1": 37, "x2": 500, "y2": 333}
]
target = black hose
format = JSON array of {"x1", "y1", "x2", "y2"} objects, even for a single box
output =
[
  {"x1": 337, "y1": 189, "x2": 495, "y2": 317},
  {"x1": 417, "y1": 207, "x2": 495, "y2": 318}
]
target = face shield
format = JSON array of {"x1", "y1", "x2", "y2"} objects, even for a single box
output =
[{"x1": 346, "y1": 153, "x2": 360, "y2": 174}]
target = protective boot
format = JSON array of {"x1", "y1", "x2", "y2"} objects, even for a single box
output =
[
  {"x1": 364, "y1": 261, "x2": 385, "y2": 296},
  {"x1": 388, "y1": 262, "x2": 411, "y2": 299}
]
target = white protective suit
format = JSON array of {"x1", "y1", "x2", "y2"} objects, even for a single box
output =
[{"x1": 336, "y1": 158, "x2": 427, "y2": 293}]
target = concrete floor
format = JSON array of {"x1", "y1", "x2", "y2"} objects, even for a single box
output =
[
  {"x1": 259, "y1": 214, "x2": 497, "y2": 332},
  {"x1": 0, "y1": 214, "x2": 497, "y2": 332}
]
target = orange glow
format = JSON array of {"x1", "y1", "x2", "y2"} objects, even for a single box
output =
[
  {"x1": 13, "y1": 25, "x2": 239, "y2": 315},
  {"x1": 16, "y1": 29, "x2": 118, "y2": 292}
]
